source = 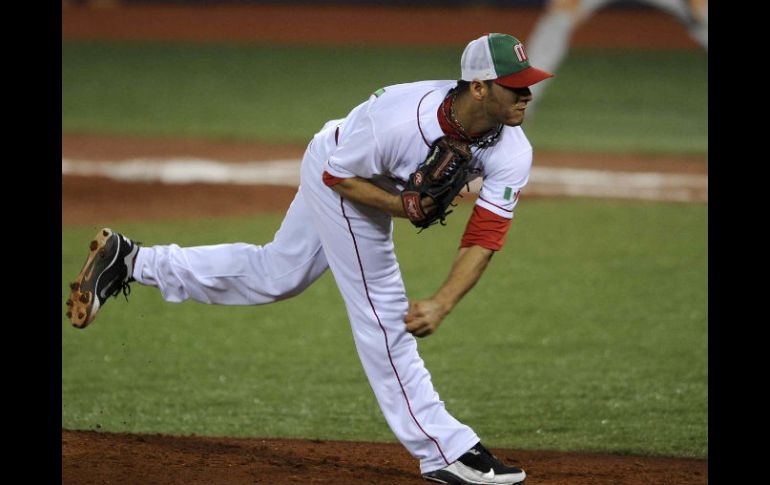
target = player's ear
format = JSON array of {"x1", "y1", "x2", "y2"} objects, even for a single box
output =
[{"x1": 469, "y1": 80, "x2": 488, "y2": 100}]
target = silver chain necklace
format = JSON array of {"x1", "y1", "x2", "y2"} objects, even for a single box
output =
[{"x1": 448, "y1": 89, "x2": 502, "y2": 149}]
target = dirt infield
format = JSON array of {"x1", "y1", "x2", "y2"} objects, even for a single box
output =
[
  {"x1": 61, "y1": 134, "x2": 708, "y2": 174},
  {"x1": 62, "y1": 3, "x2": 702, "y2": 49},
  {"x1": 62, "y1": 429, "x2": 707, "y2": 485},
  {"x1": 61, "y1": 133, "x2": 707, "y2": 225}
]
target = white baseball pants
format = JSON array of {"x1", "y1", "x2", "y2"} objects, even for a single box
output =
[{"x1": 132, "y1": 141, "x2": 480, "y2": 473}]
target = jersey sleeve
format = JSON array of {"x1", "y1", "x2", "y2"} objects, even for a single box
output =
[
  {"x1": 324, "y1": 99, "x2": 383, "y2": 180},
  {"x1": 460, "y1": 205, "x2": 512, "y2": 251},
  {"x1": 475, "y1": 147, "x2": 532, "y2": 219}
]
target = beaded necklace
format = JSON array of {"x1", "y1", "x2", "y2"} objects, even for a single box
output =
[{"x1": 439, "y1": 88, "x2": 502, "y2": 149}]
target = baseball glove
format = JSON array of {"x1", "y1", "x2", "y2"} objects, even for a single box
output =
[{"x1": 401, "y1": 136, "x2": 473, "y2": 230}]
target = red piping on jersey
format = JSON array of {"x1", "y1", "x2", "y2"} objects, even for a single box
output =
[
  {"x1": 323, "y1": 125, "x2": 349, "y2": 186},
  {"x1": 478, "y1": 195, "x2": 514, "y2": 213},
  {"x1": 416, "y1": 90, "x2": 435, "y2": 148},
  {"x1": 338, "y1": 196, "x2": 450, "y2": 467},
  {"x1": 437, "y1": 93, "x2": 465, "y2": 141}
]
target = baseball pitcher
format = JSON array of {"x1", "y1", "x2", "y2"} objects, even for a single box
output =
[{"x1": 66, "y1": 33, "x2": 553, "y2": 485}]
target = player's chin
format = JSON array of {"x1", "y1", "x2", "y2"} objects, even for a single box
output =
[{"x1": 503, "y1": 110, "x2": 526, "y2": 127}]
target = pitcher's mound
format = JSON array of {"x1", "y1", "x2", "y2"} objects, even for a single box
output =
[{"x1": 62, "y1": 429, "x2": 707, "y2": 485}]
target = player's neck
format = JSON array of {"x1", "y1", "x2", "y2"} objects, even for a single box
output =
[{"x1": 453, "y1": 91, "x2": 497, "y2": 136}]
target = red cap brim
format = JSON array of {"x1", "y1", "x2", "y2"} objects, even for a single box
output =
[{"x1": 494, "y1": 67, "x2": 554, "y2": 88}]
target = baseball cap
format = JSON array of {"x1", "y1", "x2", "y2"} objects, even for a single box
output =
[{"x1": 461, "y1": 33, "x2": 554, "y2": 88}]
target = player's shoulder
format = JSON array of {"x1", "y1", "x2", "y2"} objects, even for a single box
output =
[
  {"x1": 503, "y1": 125, "x2": 532, "y2": 148},
  {"x1": 477, "y1": 126, "x2": 533, "y2": 173},
  {"x1": 367, "y1": 80, "x2": 454, "y2": 116},
  {"x1": 371, "y1": 80, "x2": 454, "y2": 100},
  {"x1": 490, "y1": 126, "x2": 532, "y2": 157},
  {"x1": 366, "y1": 80, "x2": 454, "y2": 137}
]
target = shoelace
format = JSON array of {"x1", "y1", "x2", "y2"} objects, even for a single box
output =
[
  {"x1": 111, "y1": 239, "x2": 140, "y2": 302},
  {"x1": 109, "y1": 280, "x2": 132, "y2": 301}
]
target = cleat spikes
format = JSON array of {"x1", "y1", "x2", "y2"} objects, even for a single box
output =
[{"x1": 66, "y1": 227, "x2": 138, "y2": 329}]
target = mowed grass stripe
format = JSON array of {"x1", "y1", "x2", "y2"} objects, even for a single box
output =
[{"x1": 62, "y1": 42, "x2": 707, "y2": 155}]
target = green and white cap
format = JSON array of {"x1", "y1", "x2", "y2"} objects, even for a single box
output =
[{"x1": 461, "y1": 33, "x2": 554, "y2": 88}]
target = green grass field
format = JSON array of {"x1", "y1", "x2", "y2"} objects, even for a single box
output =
[
  {"x1": 62, "y1": 42, "x2": 707, "y2": 155},
  {"x1": 62, "y1": 199, "x2": 707, "y2": 458}
]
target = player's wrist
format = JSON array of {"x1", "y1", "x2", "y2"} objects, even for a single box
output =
[
  {"x1": 429, "y1": 294, "x2": 455, "y2": 316},
  {"x1": 400, "y1": 191, "x2": 425, "y2": 221}
]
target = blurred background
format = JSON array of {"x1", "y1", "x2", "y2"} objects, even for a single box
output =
[{"x1": 62, "y1": 0, "x2": 707, "y2": 156}]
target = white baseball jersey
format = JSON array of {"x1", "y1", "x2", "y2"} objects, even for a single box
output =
[
  {"x1": 320, "y1": 80, "x2": 533, "y2": 222},
  {"x1": 132, "y1": 79, "x2": 535, "y2": 474}
]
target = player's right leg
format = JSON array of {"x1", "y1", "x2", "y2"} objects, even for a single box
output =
[{"x1": 66, "y1": 189, "x2": 329, "y2": 328}]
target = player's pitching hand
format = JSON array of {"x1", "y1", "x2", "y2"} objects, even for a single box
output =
[{"x1": 405, "y1": 299, "x2": 449, "y2": 338}]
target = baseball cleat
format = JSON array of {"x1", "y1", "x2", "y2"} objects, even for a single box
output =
[
  {"x1": 66, "y1": 228, "x2": 140, "y2": 329},
  {"x1": 422, "y1": 442, "x2": 526, "y2": 485}
]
